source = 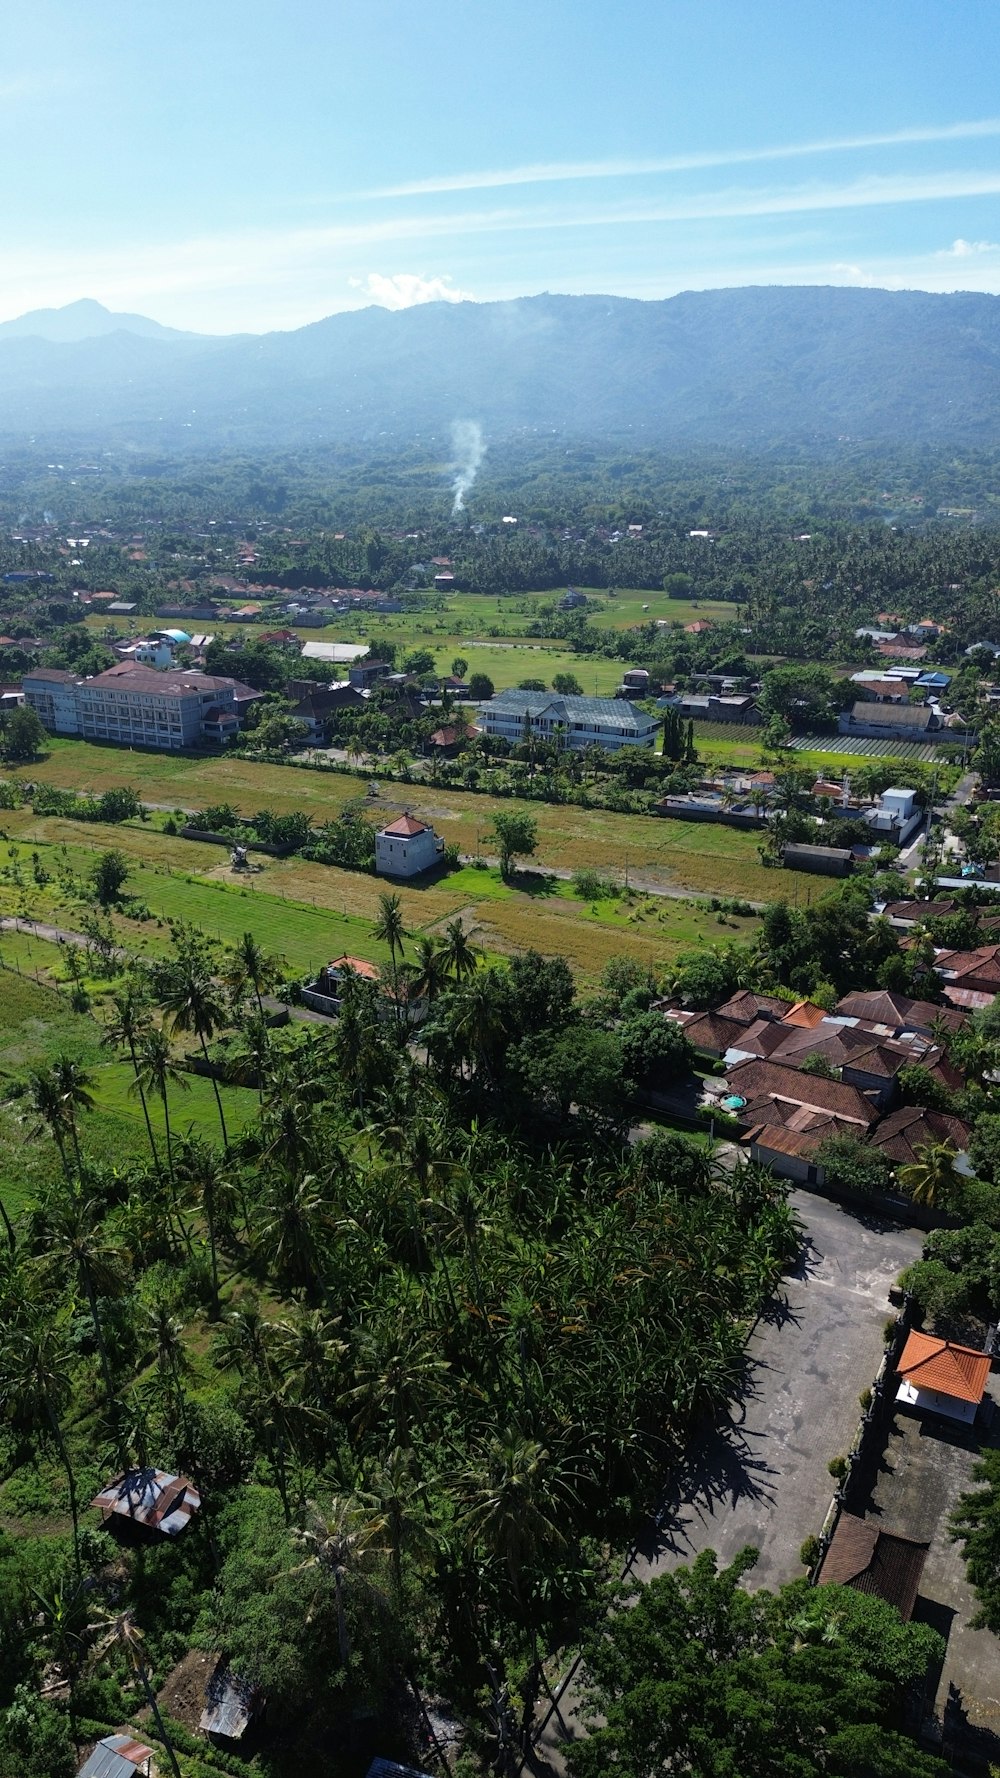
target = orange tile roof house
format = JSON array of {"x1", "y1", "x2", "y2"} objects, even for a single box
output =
[
  {"x1": 895, "y1": 1330, "x2": 992, "y2": 1425},
  {"x1": 375, "y1": 813, "x2": 445, "y2": 879}
]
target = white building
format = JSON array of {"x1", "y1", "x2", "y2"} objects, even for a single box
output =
[
  {"x1": 864, "y1": 787, "x2": 923, "y2": 846},
  {"x1": 895, "y1": 1330, "x2": 991, "y2": 1427},
  {"x1": 479, "y1": 689, "x2": 659, "y2": 752},
  {"x1": 23, "y1": 662, "x2": 242, "y2": 749},
  {"x1": 375, "y1": 814, "x2": 444, "y2": 878}
]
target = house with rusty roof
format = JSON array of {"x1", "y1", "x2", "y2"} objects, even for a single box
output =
[
  {"x1": 817, "y1": 1512, "x2": 928, "y2": 1620},
  {"x1": 936, "y1": 943, "x2": 1000, "y2": 1003},
  {"x1": 92, "y1": 1467, "x2": 201, "y2": 1538},
  {"x1": 77, "y1": 1734, "x2": 154, "y2": 1778},
  {"x1": 835, "y1": 989, "x2": 965, "y2": 1038},
  {"x1": 895, "y1": 1330, "x2": 992, "y2": 1426}
]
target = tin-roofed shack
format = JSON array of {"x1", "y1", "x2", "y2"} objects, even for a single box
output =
[
  {"x1": 77, "y1": 1733, "x2": 154, "y2": 1778},
  {"x1": 200, "y1": 1657, "x2": 263, "y2": 1743},
  {"x1": 92, "y1": 1466, "x2": 201, "y2": 1538}
]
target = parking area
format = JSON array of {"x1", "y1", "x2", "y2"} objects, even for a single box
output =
[
  {"x1": 865, "y1": 1403, "x2": 1000, "y2": 1766},
  {"x1": 630, "y1": 1192, "x2": 922, "y2": 1591}
]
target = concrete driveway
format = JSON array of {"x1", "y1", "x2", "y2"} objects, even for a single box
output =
[
  {"x1": 529, "y1": 1195, "x2": 922, "y2": 1774},
  {"x1": 629, "y1": 1192, "x2": 922, "y2": 1591}
]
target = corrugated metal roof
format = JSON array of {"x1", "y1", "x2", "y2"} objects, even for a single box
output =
[
  {"x1": 486, "y1": 689, "x2": 654, "y2": 728},
  {"x1": 77, "y1": 1733, "x2": 153, "y2": 1778},
  {"x1": 91, "y1": 1467, "x2": 200, "y2": 1536},
  {"x1": 199, "y1": 1659, "x2": 261, "y2": 1740},
  {"x1": 365, "y1": 1761, "x2": 435, "y2": 1778}
]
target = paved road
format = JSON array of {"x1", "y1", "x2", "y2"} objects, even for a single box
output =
[{"x1": 529, "y1": 1193, "x2": 922, "y2": 1775}]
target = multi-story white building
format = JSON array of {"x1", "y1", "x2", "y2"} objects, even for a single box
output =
[
  {"x1": 479, "y1": 688, "x2": 659, "y2": 751},
  {"x1": 23, "y1": 662, "x2": 241, "y2": 750},
  {"x1": 375, "y1": 813, "x2": 444, "y2": 878}
]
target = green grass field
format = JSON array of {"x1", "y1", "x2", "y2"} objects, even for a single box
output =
[{"x1": 0, "y1": 966, "x2": 259, "y2": 1216}]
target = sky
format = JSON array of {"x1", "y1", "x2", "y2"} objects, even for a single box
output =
[{"x1": 5, "y1": 0, "x2": 1000, "y2": 333}]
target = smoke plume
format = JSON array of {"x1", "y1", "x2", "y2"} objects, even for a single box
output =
[{"x1": 450, "y1": 419, "x2": 485, "y2": 516}]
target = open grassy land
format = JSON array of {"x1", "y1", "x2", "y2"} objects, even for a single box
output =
[
  {"x1": 12, "y1": 739, "x2": 783, "y2": 899},
  {"x1": 0, "y1": 964, "x2": 258, "y2": 1218}
]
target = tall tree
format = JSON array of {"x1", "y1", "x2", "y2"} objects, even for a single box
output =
[
  {"x1": 374, "y1": 892, "x2": 407, "y2": 1028},
  {"x1": 156, "y1": 932, "x2": 231, "y2": 1148}
]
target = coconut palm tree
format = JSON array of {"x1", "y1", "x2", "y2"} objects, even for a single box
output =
[
  {"x1": 440, "y1": 917, "x2": 478, "y2": 983},
  {"x1": 373, "y1": 891, "x2": 407, "y2": 1028},
  {"x1": 897, "y1": 1140, "x2": 966, "y2": 1209},
  {"x1": 255, "y1": 1172, "x2": 333, "y2": 1299},
  {"x1": 49, "y1": 1057, "x2": 96, "y2": 1181},
  {"x1": 132, "y1": 1027, "x2": 190, "y2": 1181},
  {"x1": 225, "y1": 930, "x2": 285, "y2": 1015},
  {"x1": 456, "y1": 1428, "x2": 584, "y2": 1609},
  {"x1": 406, "y1": 935, "x2": 448, "y2": 1008},
  {"x1": 0, "y1": 1318, "x2": 81, "y2": 1575},
  {"x1": 34, "y1": 1185, "x2": 126, "y2": 1451},
  {"x1": 143, "y1": 1299, "x2": 194, "y2": 1451},
  {"x1": 103, "y1": 983, "x2": 158, "y2": 1173},
  {"x1": 91, "y1": 1610, "x2": 182, "y2": 1778},
  {"x1": 290, "y1": 1495, "x2": 389, "y2": 1666},
  {"x1": 156, "y1": 939, "x2": 231, "y2": 1148},
  {"x1": 174, "y1": 1139, "x2": 235, "y2": 1316}
]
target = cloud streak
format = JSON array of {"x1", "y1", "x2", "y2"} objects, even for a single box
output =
[{"x1": 366, "y1": 118, "x2": 1000, "y2": 198}]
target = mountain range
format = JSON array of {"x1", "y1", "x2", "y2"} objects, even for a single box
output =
[{"x1": 2, "y1": 287, "x2": 1000, "y2": 450}]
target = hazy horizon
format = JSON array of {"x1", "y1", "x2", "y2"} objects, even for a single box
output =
[{"x1": 5, "y1": 0, "x2": 1000, "y2": 333}]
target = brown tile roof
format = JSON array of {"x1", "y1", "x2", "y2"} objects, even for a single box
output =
[
  {"x1": 88, "y1": 663, "x2": 238, "y2": 695},
  {"x1": 936, "y1": 944, "x2": 1000, "y2": 987},
  {"x1": 23, "y1": 667, "x2": 77, "y2": 683},
  {"x1": 835, "y1": 990, "x2": 965, "y2": 1034},
  {"x1": 381, "y1": 814, "x2": 428, "y2": 837},
  {"x1": 680, "y1": 1011, "x2": 749, "y2": 1055},
  {"x1": 726, "y1": 1058, "x2": 880, "y2": 1127},
  {"x1": 897, "y1": 1331, "x2": 991, "y2": 1406},
  {"x1": 883, "y1": 900, "x2": 958, "y2": 923},
  {"x1": 742, "y1": 1123, "x2": 825, "y2": 1159},
  {"x1": 715, "y1": 990, "x2": 790, "y2": 1025},
  {"x1": 871, "y1": 1106, "x2": 970, "y2": 1166},
  {"x1": 818, "y1": 1511, "x2": 928, "y2": 1620},
  {"x1": 329, "y1": 955, "x2": 379, "y2": 980}
]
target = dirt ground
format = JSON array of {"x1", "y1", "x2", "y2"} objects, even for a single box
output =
[{"x1": 157, "y1": 1646, "x2": 217, "y2": 1735}]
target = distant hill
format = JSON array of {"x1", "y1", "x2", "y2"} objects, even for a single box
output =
[
  {"x1": 1, "y1": 287, "x2": 1000, "y2": 448},
  {"x1": 0, "y1": 297, "x2": 207, "y2": 343}
]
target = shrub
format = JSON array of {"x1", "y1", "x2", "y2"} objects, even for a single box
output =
[
  {"x1": 799, "y1": 1534, "x2": 821, "y2": 1569},
  {"x1": 827, "y1": 1455, "x2": 847, "y2": 1479}
]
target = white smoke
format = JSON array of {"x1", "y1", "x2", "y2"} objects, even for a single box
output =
[{"x1": 450, "y1": 419, "x2": 485, "y2": 517}]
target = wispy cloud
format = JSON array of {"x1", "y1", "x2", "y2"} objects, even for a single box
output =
[
  {"x1": 348, "y1": 271, "x2": 473, "y2": 308},
  {"x1": 366, "y1": 118, "x2": 1000, "y2": 199}
]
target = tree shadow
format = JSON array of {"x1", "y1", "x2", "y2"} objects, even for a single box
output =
[{"x1": 508, "y1": 868, "x2": 559, "y2": 897}]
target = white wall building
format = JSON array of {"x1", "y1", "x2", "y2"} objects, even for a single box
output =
[
  {"x1": 375, "y1": 814, "x2": 444, "y2": 878},
  {"x1": 479, "y1": 689, "x2": 658, "y2": 751},
  {"x1": 23, "y1": 662, "x2": 242, "y2": 749}
]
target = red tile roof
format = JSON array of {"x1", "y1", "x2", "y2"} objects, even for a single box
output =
[
  {"x1": 381, "y1": 814, "x2": 428, "y2": 837},
  {"x1": 818, "y1": 1512, "x2": 928, "y2": 1620},
  {"x1": 871, "y1": 1106, "x2": 970, "y2": 1166},
  {"x1": 725, "y1": 1058, "x2": 880, "y2": 1127},
  {"x1": 897, "y1": 1330, "x2": 991, "y2": 1405}
]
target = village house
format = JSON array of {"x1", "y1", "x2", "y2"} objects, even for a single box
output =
[
  {"x1": 895, "y1": 1330, "x2": 992, "y2": 1426},
  {"x1": 375, "y1": 813, "x2": 445, "y2": 878},
  {"x1": 92, "y1": 1467, "x2": 201, "y2": 1538},
  {"x1": 817, "y1": 1513, "x2": 928, "y2": 1620}
]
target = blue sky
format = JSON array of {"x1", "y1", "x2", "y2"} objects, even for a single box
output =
[{"x1": 5, "y1": 0, "x2": 1000, "y2": 332}]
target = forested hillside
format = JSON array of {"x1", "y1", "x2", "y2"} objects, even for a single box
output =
[{"x1": 4, "y1": 287, "x2": 1000, "y2": 448}]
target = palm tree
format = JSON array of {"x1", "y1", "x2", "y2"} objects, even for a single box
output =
[
  {"x1": 34, "y1": 1185, "x2": 126, "y2": 1452},
  {"x1": 255, "y1": 1173, "x2": 332, "y2": 1299},
  {"x1": 174, "y1": 1139, "x2": 233, "y2": 1316},
  {"x1": 0, "y1": 1319, "x2": 81, "y2": 1575},
  {"x1": 290, "y1": 1496, "x2": 389, "y2": 1666},
  {"x1": 132, "y1": 1028, "x2": 190, "y2": 1181},
  {"x1": 50, "y1": 1056, "x2": 96, "y2": 1181},
  {"x1": 456, "y1": 1428, "x2": 584, "y2": 1609},
  {"x1": 440, "y1": 917, "x2": 478, "y2": 983},
  {"x1": 225, "y1": 930, "x2": 285, "y2": 1016},
  {"x1": 157, "y1": 940, "x2": 231, "y2": 1148},
  {"x1": 373, "y1": 892, "x2": 407, "y2": 1028},
  {"x1": 91, "y1": 1610, "x2": 182, "y2": 1778},
  {"x1": 144, "y1": 1300, "x2": 194, "y2": 1451},
  {"x1": 104, "y1": 983, "x2": 158, "y2": 1173},
  {"x1": 346, "y1": 1317, "x2": 449, "y2": 1453},
  {"x1": 897, "y1": 1140, "x2": 966, "y2": 1209},
  {"x1": 406, "y1": 935, "x2": 448, "y2": 1008}
]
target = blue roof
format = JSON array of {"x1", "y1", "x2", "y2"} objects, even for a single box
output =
[{"x1": 916, "y1": 670, "x2": 951, "y2": 687}]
